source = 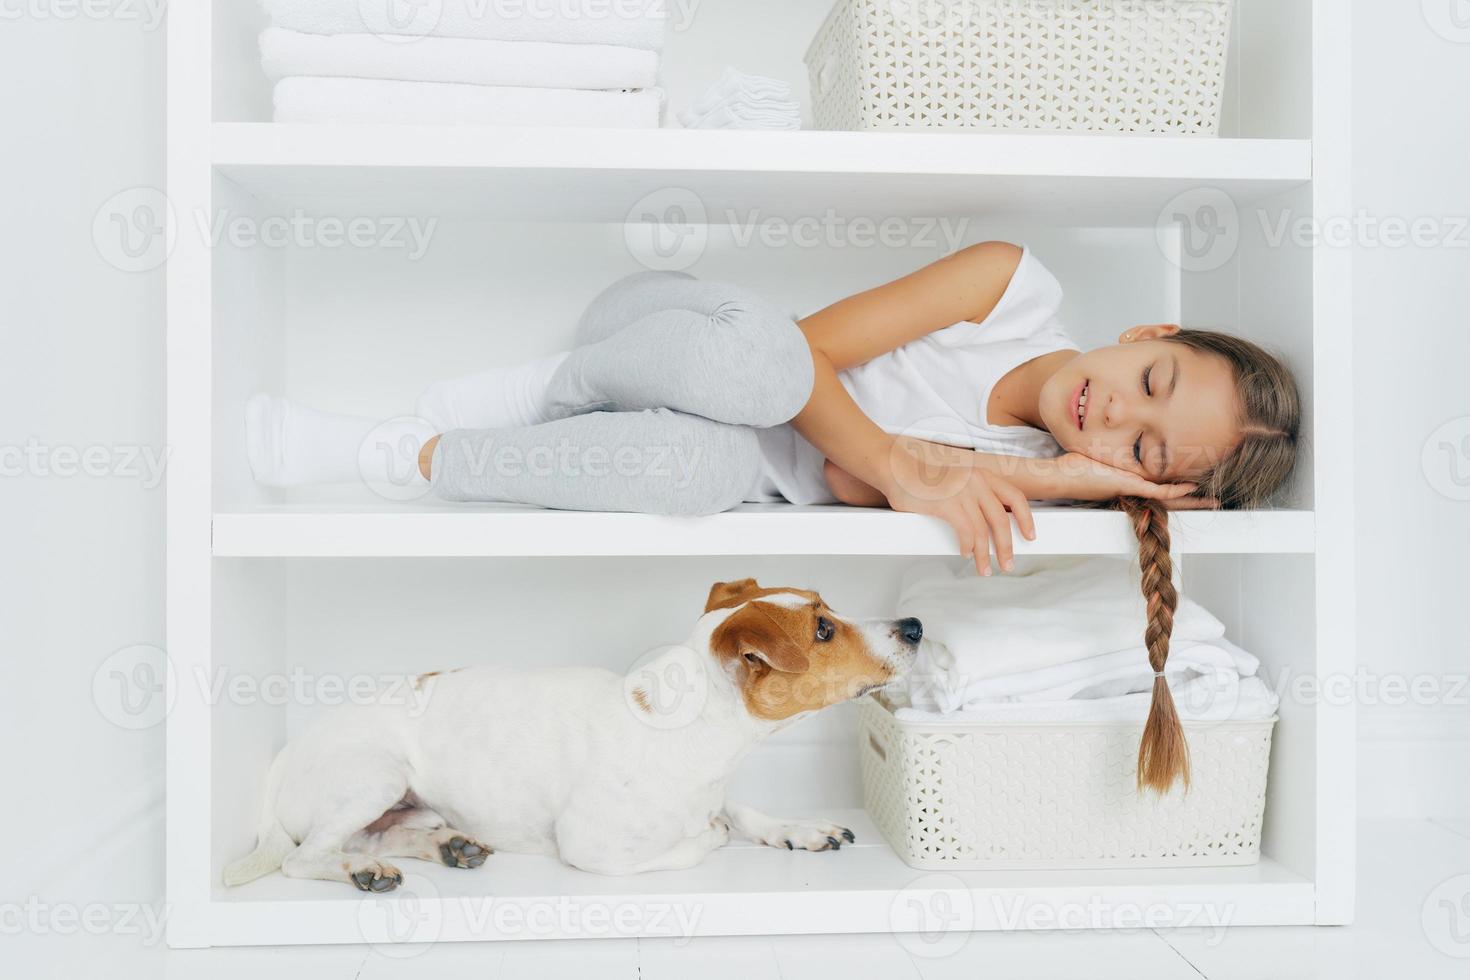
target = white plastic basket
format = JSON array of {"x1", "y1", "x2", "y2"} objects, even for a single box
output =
[
  {"x1": 859, "y1": 696, "x2": 1274, "y2": 869},
  {"x1": 805, "y1": 0, "x2": 1234, "y2": 135}
]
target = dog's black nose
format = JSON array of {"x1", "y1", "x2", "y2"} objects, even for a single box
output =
[{"x1": 897, "y1": 617, "x2": 923, "y2": 645}]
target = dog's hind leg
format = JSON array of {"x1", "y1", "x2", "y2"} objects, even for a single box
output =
[
  {"x1": 346, "y1": 803, "x2": 492, "y2": 870},
  {"x1": 276, "y1": 754, "x2": 414, "y2": 892}
]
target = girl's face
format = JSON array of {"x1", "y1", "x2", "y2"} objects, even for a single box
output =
[{"x1": 1038, "y1": 325, "x2": 1243, "y2": 484}]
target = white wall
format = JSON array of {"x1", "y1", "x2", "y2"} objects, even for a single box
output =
[
  {"x1": 0, "y1": 0, "x2": 1463, "y2": 926},
  {"x1": 0, "y1": 4, "x2": 167, "y2": 914},
  {"x1": 1351, "y1": 0, "x2": 1470, "y2": 818}
]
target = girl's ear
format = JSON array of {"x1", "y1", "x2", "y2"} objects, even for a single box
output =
[{"x1": 1119, "y1": 323, "x2": 1181, "y2": 343}]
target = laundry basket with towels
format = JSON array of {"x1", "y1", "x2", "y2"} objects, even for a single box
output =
[
  {"x1": 860, "y1": 698, "x2": 1275, "y2": 869},
  {"x1": 864, "y1": 557, "x2": 1279, "y2": 869},
  {"x1": 805, "y1": 0, "x2": 1234, "y2": 134}
]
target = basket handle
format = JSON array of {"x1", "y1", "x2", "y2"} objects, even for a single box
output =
[
  {"x1": 867, "y1": 731, "x2": 889, "y2": 763},
  {"x1": 812, "y1": 54, "x2": 837, "y2": 100}
]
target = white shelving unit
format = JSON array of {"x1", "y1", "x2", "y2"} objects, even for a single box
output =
[
  {"x1": 211, "y1": 504, "x2": 1317, "y2": 558},
  {"x1": 209, "y1": 123, "x2": 1312, "y2": 222},
  {"x1": 168, "y1": 0, "x2": 1354, "y2": 948}
]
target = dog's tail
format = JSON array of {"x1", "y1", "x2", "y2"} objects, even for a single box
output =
[
  {"x1": 223, "y1": 820, "x2": 294, "y2": 886},
  {"x1": 222, "y1": 755, "x2": 297, "y2": 887}
]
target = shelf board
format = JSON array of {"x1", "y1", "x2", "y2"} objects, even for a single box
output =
[
  {"x1": 197, "y1": 810, "x2": 1316, "y2": 945},
  {"x1": 211, "y1": 123, "x2": 1311, "y2": 223},
  {"x1": 211, "y1": 503, "x2": 1314, "y2": 558}
]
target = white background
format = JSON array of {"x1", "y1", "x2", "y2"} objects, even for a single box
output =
[{"x1": 1, "y1": 0, "x2": 1466, "y2": 930}]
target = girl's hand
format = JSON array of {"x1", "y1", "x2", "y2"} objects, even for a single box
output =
[
  {"x1": 1041, "y1": 452, "x2": 1217, "y2": 509},
  {"x1": 880, "y1": 438, "x2": 1035, "y2": 576}
]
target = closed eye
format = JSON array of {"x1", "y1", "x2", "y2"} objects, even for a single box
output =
[
  {"x1": 816, "y1": 617, "x2": 834, "y2": 642},
  {"x1": 1134, "y1": 433, "x2": 1168, "y2": 478},
  {"x1": 1142, "y1": 363, "x2": 1153, "y2": 397}
]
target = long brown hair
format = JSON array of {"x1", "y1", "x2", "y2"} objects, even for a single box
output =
[{"x1": 1123, "y1": 331, "x2": 1300, "y2": 794}]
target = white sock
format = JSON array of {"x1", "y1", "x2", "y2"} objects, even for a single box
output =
[
  {"x1": 246, "y1": 394, "x2": 435, "y2": 488},
  {"x1": 413, "y1": 351, "x2": 570, "y2": 432}
]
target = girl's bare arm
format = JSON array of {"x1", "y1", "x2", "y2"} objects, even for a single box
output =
[{"x1": 790, "y1": 240, "x2": 1024, "y2": 499}]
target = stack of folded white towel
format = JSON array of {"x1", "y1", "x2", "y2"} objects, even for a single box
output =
[
  {"x1": 888, "y1": 557, "x2": 1280, "y2": 725},
  {"x1": 677, "y1": 68, "x2": 801, "y2": 130},
  {"x1": 260, "y1": 0, "x2": 667, "y2": 127}
]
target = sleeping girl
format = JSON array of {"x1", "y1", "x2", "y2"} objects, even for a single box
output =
[{"x1": 246, "y1": 241, "x2": 1300, "y2": 578}]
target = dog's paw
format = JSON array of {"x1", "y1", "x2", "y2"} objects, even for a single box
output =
[
  {"x1": 438, "y1": 834, "x2": 492, "y2": 869},
  {"x1": 759, "y1": 819, "x2": 856, "y2": 852},
  {"x1": 347, "y1": 859, "x2": 403, "y2": 893}
]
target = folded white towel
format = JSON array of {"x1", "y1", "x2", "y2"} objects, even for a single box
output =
[
  {"x1": 892, "y1": 674, "x2": 1280, "y2": 725},
  {"x1": 260, "y1": 27, "x2": 659, "y2": 90},
  {"x1": 273, "y1": 77, "x2": 663, "y2": 127},
  {"x1": 897, "y1": 557, "x2": 1226, "y2": 684},
  {"x1": 899, "y1": 638, "x2": 1258, "y2": 714},
  {"x1": 263, "y1": 0, "x2": 668, "y2": 50}
]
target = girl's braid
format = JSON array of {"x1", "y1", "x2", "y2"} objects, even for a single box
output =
[{"x1": 1119, "y1": 496, "x2": 1191, "y2": 794}]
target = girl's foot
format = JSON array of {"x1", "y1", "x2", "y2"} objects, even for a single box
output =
[{"x1": 245, "y1": 394, "x2": 435, "y2": 488}]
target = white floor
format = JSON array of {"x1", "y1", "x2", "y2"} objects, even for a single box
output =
[{"x1": 15, "y1": 817, "x2": 1470, "y2": 980}]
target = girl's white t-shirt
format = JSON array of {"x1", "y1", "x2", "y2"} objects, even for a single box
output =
[{"x1": 747, "y1": 245, "x2": 1079, "y2": 505}]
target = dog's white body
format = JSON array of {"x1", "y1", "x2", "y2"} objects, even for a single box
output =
[{"x1": 225, "y1": 581, "x2": 920, "y2": 890}]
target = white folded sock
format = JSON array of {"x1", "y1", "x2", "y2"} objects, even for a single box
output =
[
  {"x1": 683, "y1": 102, "x2": 802, "y2": 130},
  {"x1": 692, "y1": 94, "x2": 801, "y2": 115},
  {"x1": 413, "y1": 351, "x2": 570, "y2": 432},
  {"x1": 678, "y1": 69, "x2": 801, "y2": 129},
  {"x1": 246, "y1": 394, "x2": 435, "y2": 488},
  {"x1": 687, "y1": 67, "x2": 793, "y2": 115}
]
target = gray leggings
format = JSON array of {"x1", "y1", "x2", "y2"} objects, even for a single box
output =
[{"x1": 429, "y1": 271, "x2": 814, "y2": 515}]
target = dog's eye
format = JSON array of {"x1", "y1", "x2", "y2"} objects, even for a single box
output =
[{"x1": 816, "y1": 617, "x2": 834, "y2": 642}]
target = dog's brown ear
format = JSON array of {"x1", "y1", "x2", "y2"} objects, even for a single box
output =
[
  {"x1": 710, "y1": 601, "x2": 810, "y2": 674},
  {"x1": 705, "y1": 578, "x2": 763, "y2": 613}
]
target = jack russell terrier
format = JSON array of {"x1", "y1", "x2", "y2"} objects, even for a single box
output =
[{"x1": 224, "y1": 578, "x2": 922, "y2": 891}]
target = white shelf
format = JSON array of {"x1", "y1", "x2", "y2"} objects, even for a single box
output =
[
  {"x1": 211, "y1": 503, "x2": 1314, "y2": 558},
  {"x1": 173, "y1": 0, "x2": 1357, "y2": 947},
  {"x1": 211, "y1": 123, "x2": 1312, "y2": 222},
  {"x1": 199, "y1": 810, "x2": 1316, "y2": 946}
]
